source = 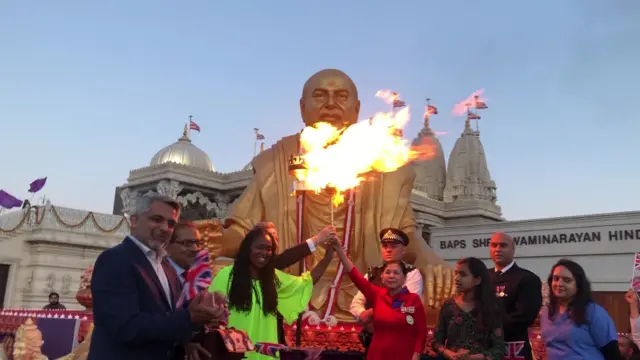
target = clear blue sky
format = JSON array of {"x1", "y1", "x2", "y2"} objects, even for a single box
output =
[{"x1": 1, "y1": 1, "x2": 638, "y2": 220}]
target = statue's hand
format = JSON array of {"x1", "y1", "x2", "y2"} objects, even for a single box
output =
[
  {"x1": 195, "y1": 219, "x2": 224, "y2": 258},
  {"x1": 425, "y1": 264, "x2": 454, "y2": 308}
]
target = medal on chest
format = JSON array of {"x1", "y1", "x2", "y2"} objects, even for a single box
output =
[
  {"x1": 401, "y1": 306, "x2": 415, "y2": 325},
  {"x1": 406, "y1": 315, "x2": 414, "y2": 325},
  {"x1": 496, "y1": 285, "x2": 507, "y2": 298}
]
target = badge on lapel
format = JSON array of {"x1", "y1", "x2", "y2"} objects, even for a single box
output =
[
  {"x1": 496, "y1": 285, "x2": 507, "y2": 298},
  {"x1": 401, "y1": 306, "x2": 415, "y2": 325}
]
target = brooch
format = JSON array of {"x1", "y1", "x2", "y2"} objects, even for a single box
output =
[{"x1": 406, "y1": 315, "x2": 414, "y2": 325}]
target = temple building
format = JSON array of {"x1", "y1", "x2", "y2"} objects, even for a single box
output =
[{"x1": 0, "y1": 116, "x2": 636, "y2": 330}]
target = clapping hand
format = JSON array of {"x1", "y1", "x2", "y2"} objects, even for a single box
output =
[{"x1": 187, "y1": 292, "x2": 226, "y2": 326}]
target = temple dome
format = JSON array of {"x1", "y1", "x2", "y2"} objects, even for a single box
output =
[
  {"x1": 412, "y1": 120, "x2": 446, "y2": 201},
  {"x1": 242, "y1": 142, "x2": 266, "y2": 172},
  {"x1": 150, "y1": 128, "x2": 214, "y2": 171},
  {"x1": 443, "y1": 120, "x2": 496, "y2": 204}
]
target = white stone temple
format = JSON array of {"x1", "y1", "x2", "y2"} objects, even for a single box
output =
[{"x1": 1, "y1": 114, "x2": 638, "y2": 311}]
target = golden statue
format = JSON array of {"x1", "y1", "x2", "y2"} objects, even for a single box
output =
[
  {"x1": 198, "y1": 69, "x2": 454, "y2": 323},
  {"x1": 13, "y1": 318, "x2": 48, "y2": 360}
]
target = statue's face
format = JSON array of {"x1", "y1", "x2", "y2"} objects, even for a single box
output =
[{"x1": 300, "y1": 69, "x2": 360, "y2": 129}]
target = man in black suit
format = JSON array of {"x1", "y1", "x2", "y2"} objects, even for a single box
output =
[
  {"x1": 488, "y1": 232, "x2": 542, "y2": 360},
  {"x1": 166, "y1": 221, "x2": 212, "y2": 360},
  {"x1": 89, "y1": 195, "x2": 224, "y2": 360}
]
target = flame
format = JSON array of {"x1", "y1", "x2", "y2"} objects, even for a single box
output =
[
  {"x1": 295, "y1": 93, "x2": 438, "y2": 206},
  {"x1": 452, "y1": 89, "x2": 486, "y2": 116},
  {"x1": 375, "y1": 89, "x2": 400, "y2": 104}
]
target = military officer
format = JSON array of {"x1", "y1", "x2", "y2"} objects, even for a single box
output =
[{"x1": 349, "y1": 227, "x2": 424, "y2": 350}]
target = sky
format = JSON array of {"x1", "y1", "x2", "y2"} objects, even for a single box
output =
[{"x1": 1, "y1": 1, "x2": 639, "y2": 221}]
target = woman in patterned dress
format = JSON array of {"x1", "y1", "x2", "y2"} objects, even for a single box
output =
[{"x1": 433, "y1": 257, "x2": 505, "y2": 360}]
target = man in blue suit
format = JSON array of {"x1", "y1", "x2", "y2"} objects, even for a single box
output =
[{"x1": 88, "y1": 195, "x2": 224, "y2": 360}]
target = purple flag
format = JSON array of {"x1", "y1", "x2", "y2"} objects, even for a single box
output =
[
  {"x1": 28, "y1": 177, "x2": 47, "y2": 193},
  {"x1": 37, "y1": 317, "x2": 81, "y2": 359},
  {"x1": 0, "y1": 190, "x2": 23, "y2": 209}
]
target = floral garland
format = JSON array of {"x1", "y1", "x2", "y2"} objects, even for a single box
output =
[{"x1": 0, "y1": 206, "x2": 130, "y2": 233}]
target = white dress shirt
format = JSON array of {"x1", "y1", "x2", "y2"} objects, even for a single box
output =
[
  {"x1": 168, "y1": 257, "x2": 187, "y2": 285},
  {"x1": 305, "y1": 238, "x2": 317, "y2": 252},
  {"x1": 129, "y1": 235, "x2": 172, "y2": 306},
  {"x1": 495, "y1": 261, "x2": 515, "y2": 275},
  {"x1": 349, "y1": 268, "x2": 424, "y2": 319}
]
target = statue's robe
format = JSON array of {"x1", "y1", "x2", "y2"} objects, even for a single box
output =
[{"x1": 220, "y1": 134, "x2": 446, "y2": 321}]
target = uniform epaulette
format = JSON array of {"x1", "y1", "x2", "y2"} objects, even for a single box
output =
[{"x1": 403, "y1": 261, "x2": 416, "y2": 272}]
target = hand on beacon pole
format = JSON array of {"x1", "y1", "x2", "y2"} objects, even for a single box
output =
[{"x1": 313, "y1": 226, "x2": 337, "y2": 247}]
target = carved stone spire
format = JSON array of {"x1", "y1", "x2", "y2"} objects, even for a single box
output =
[
  {"x1": 412, "y1": 99, "x2": 446, "y2": 201},
  {"x1": 443, "y1": 98, "x2": 500, "y2": 214}
]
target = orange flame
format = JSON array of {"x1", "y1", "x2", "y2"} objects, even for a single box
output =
[
  {"x1": 452, "y1": 89, "x2": 486, "y2": 116},
  {"x1": 375, "y1": 89, "x2": 400, "y2": 104},
  {"x1": 294, "y1": 92, "x2": 438, "y2": 206}
]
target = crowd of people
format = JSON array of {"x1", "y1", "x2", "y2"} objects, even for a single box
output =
[{"x1": 85, "y1": 195, "x2": 640, "y2": 360}]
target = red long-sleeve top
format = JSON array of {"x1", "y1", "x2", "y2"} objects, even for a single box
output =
[{"x1": 348, "y1": 267, "x2": 427, "y2": 360}]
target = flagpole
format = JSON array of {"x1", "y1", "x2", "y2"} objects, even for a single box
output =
[
  {"x1": 253, "y1": 128, "x2": 259, "y2": 158},
  {"x1": 391, "y1": 92, "x2": 397, "y2": 115},
  {"x1": 188, "y1": 115, "x2": 193, "y2": 138}
]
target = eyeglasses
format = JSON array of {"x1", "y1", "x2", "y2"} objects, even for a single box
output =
[{"x1": 173, "y1": 239, "x2": 204, "y2": 249}]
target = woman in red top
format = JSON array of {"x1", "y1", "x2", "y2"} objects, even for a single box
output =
[{"x1": 332, "y1": 239, "x2": 426, "y2": 360}]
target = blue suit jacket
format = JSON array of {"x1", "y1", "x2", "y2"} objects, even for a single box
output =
[{"x1": 88, "y1": 237, "x2": 193, "y2": 360}]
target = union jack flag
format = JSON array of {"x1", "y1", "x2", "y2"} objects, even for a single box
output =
[
  {"x1": 631, "y1": 253, "x2": 640, "y2": 291},
  {"x1": 177, "y1": 249, "x2": 212, "y2": 307},
  {"x1": 474, "y1": 95, "x2": 488, "y2": 109},
  {"x1": 426, "y1": 104, "x2": 438, "y2": 115},
  {"x1": 254, "y1": 128, "x2": 266, "y2": 140},
  {"x1": 190, "y1": 119, "x2": 201, "y2": 132},
  {"x1": 504, "y1": 341, "x2": 525, "y2": 360},
  {"x1": 393, "y1": 99, "x2": 407, "y2": 108},
  {"x1": 467, "y1": 111, "x2": 481, "y2": 120},
  {"x1": 254, "y1": 342, "x2": 287, "y2": 358}
]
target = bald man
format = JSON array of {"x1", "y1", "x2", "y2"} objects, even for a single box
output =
[{"x1": 488, "y1": 232, "x2": 542, "y2": 360}]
